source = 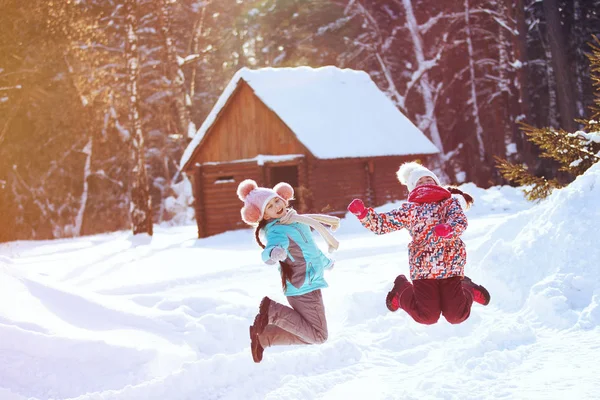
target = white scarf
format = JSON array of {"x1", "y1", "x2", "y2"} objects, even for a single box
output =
[{"x1": 279, "y1": 209, "x2": 340, "y2": 253}]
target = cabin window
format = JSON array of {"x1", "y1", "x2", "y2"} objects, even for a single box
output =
[{"x1": 215, "y1": 176, "x2": 235, "y2": 184}]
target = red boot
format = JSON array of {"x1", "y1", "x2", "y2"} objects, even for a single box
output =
[
  {"x1": 462, "y1": 276, "x2": 491, "y2": 306},
  {"x1": 386, "y1": 275, "x2": 410, "y2": 312}
]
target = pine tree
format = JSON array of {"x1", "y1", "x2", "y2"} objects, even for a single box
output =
[{"x1": 496, "y1": 36, "x2": 600, "y2": 201}]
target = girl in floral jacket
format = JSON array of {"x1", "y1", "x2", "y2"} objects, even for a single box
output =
[{"x1": 347, "y1": 162, "x2": 490, "y2": 325}]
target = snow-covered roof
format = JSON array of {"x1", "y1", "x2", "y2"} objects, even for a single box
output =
[{"x1": 180, "y1": 66, "x2": 439, "y2": 170}]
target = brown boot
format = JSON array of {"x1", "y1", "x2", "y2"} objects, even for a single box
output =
[
  {"x1": 252, "y1": 296, "x2": 271, "y2": 334},
  {"x1": 249, "y1": 325, "x2": 264, "y2": 363}
]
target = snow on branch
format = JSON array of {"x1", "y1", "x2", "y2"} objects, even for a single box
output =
[
  {"x1": 176, "y1": 54, "x2": 201, "y2": 66},
  {"x1": 316, "y1": 16, "x2": 352, "y2": 36},
  {"x1": 492, "y1": 16, "x2": 518, "y2": 36},
  {"x1": 0, "y1": 85, "x2": 22, "y2": 91},
  {"x1": 572, "y1": 131, "x2": 600, "y2": 144}
]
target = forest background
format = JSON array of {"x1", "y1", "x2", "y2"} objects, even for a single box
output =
[{"x1": 1, "y1": 0, "x2": 598, "y2": 242}]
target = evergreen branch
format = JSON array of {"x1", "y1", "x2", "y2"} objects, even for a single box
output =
[{"x1": 494, "y1": 157, "x2": 561, "y2": 201}]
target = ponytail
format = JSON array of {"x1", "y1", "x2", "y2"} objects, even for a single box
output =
[
  {"x1": 446, "y1": 186, "x2": 474, "y2": 209},
  {"x1": 254, "y1": 219, "x2": 268, "y2": 249}
]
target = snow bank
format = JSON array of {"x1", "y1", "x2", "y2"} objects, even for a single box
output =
[
  {"x1": 471, "y1": 162, "x2": 600, "y2": 329},
  {"x1": 456, "y1": 183, "x2": 532, "y2": 216}
]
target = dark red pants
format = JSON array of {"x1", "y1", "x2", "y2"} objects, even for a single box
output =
[{"x1": 398, "y1": 277, "x2": 473, "y2": 325}]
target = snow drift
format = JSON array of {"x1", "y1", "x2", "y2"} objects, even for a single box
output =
[{"x1": 472, "y1": 162, "x2": 600, "y2": 329}]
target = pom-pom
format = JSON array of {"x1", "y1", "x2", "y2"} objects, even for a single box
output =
[
  {"x1": 397, "y1": 162, "x2": 422, "y2": 185},
  {"x1": 237, "y1": 179, "x2": 258, "y2": 201},
  {"x1": 241, "y1": 204, "x2": 261, "y2": 225},
  {"x1": 273, "y1": 182, "x2": 294, "y2": 201}
]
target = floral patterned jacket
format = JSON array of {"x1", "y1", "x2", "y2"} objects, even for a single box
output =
[{"x1": 359, "y1": 197, "x2": 468, "y2": 280}]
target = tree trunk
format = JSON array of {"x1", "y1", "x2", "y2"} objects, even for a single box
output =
[
  {"x1": 400, "y1": 0, "x2": 444, "y2": 155},
  {"x1": 572, "y1": 0, "x2": 585, "y2": 118},
  {"x1": 464, "y1": 0, "x2": 485, "y2": 160},
  {"x1": 74, "y1": 138, "x2": 92, "y2": 236},
  {"x1": 496, "y1": 0, "x2": 511, "y2": 162},
  {"x1": 158, "y1": 0, "x2": 194, "y2": 139},
  {"x1": 512, "y1": 0, "x2": 534, "y2": 162},
  {"x1": 189, "y1": 3, "x2": 208, "y2": 101},
  {"x1": 63, "y1": 55, "x2": 93, "y2": 237},
  {"x1": 542, "y1": 0, "x2": 577, "y2": 131},
  {"x1": 125, "y1": 0, "x2": 153, "y2": 236},
  {"x1": 540, "y1": 27, "x2": 559, "y2": 128}
]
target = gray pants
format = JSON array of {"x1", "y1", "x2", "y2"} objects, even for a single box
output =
[{"x1": 258, "y1": 289, "x2": 328, "y2": 348}]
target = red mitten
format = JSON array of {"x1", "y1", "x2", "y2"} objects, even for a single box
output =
[
  {"x1": 434, "y1": 223, "x2": 453, "y2": 238},
  {"x1": 347, "y1": 199, "x2": 368, "y2": 219}
]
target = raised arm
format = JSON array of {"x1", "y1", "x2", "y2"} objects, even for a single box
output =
[{"x1": 348, "y1": 199, "x2": 412, "y2": 235}]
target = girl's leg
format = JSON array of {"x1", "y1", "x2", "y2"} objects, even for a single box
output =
[
  {"x1": 258, "y1": 325, "x2": 309, "y2": 348},
  {"x1": 397, "y1": 278, "x2": 442, "y2": 325},
  {"x1": 261, "y1": 289, "x2": 328, "y2": 346},
  {"x1": 439, "y1": 276, "x2": 473, "y2": 324}
]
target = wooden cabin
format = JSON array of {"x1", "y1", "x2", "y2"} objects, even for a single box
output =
[{"x1": 180, "y1": 66, "x2": 439, "y2": 238}]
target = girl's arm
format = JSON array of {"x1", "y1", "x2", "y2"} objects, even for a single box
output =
[
  {"x1": 444, "y1": 198, "x2": 468, "y2": 237},
  {"x1": 360, "y1": 204, "x2": 412, "y2": 235},
  {"x1": 261, "y1": 226, "x2": 290, "y2": 264}
]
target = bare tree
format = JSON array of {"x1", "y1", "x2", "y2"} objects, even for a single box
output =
[
  {"x1": 189, "y1": 1, "x2": 209, "y2": 102},
  {"x1": 158, "y1": 0, "x2": 196, "y2": 139},
  {"x1": 463, "y1": 0, "x2": 485, "y2": 160},
  {"x1": 125, "y1": 0, "x2": 153, "y2": 235},
  {"x1": 63, "y1": 56, "x2": 94, "y2": 237},
  {"x1": 342, "y1": 0, "x2": 446, "y2": 154}
]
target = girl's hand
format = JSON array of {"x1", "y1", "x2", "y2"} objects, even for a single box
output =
[
  {"x1": 347, "y1": 199, "x2": 368, "y2": 219},
  {"x1": 434, "y1": 223, "x2": 453, "y2": 238},
  {"x1": 270, "y1": 246, "x2": 287, "y2": 262}
]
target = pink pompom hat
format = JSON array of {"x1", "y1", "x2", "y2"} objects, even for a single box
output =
[{"x1": 236, "y1": 179, "x2": 294, "y2": 225}]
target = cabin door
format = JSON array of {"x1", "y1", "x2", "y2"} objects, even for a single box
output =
[
  {"x1": 266, "y1": 163, "x2": 304, "y2": 211},
  {"x1": 268, "y1": 165, "x2": 299, "y2": 187}
]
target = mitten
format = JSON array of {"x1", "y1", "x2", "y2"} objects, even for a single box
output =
[
  {"x1": 434, "y1": 223, "x2": 453, "y2": 238},
  {"x1": 270, "y1": 246, "x2": 287, "y2": 262},
  {"x1": 347, "y1": 199, "x2": 368, "y2": 219}
]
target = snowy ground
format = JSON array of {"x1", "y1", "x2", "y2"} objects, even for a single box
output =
[{"x1": 1, "y1": 165, "x2": 600, "y2": 400}]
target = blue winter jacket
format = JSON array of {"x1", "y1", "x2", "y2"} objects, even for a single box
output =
[{"x1": 261, "y1": 218, "x2": 333, "y2": 296}]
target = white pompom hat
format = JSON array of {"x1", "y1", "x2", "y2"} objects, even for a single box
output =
[{"x1": 397, "y1": 162, "x2": 441, "y2": 192}]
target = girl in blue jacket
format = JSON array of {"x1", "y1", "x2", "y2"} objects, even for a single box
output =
[{"x1": 237, "y1": 179, "x2": 340, "y2": 363}]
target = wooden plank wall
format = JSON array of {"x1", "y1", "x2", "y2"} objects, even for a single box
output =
[
  {"x1": 192, "y1": 155, "x2": 435, "y2": 237},
  {"x1": 370, "y1": 156, "x2": 410, "y2": 206},
  {"x1": 193, "y1": 161, "x2": 263, "y2": 237},
  {"x1": 308, "y1": 156, "x2": 432, "y2": 215},
  {"x1": 308, "y1": 158, "x2": 370, "y2": 215}
]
